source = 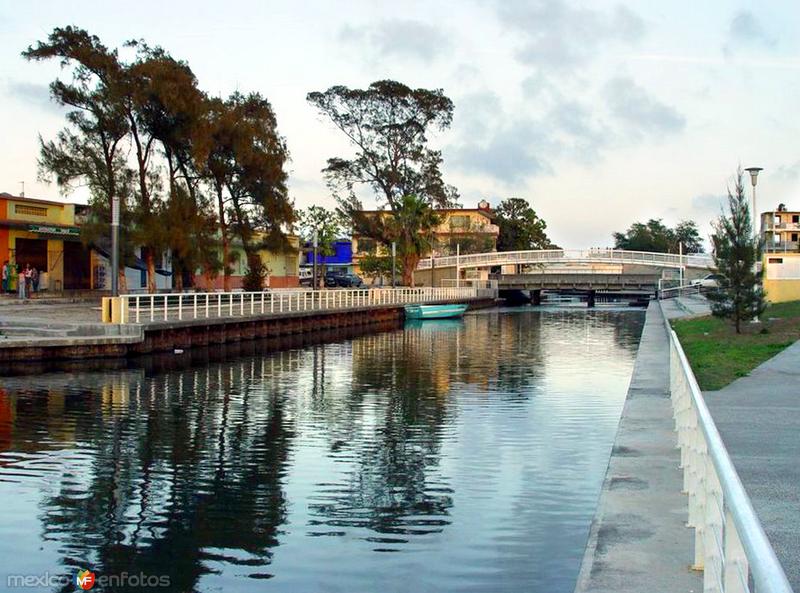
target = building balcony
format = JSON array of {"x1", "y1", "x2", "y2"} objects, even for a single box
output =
[
  {"x1": 763, "y1": 222, "x2": 800, "y2": 231},
  {"x1": 765, "y1": 242, "x2": 800, "y2": 253}
]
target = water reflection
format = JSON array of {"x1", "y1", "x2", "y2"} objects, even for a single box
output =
[{"x1": 0, "y1": 308, "x2": 643, "y2": 593}]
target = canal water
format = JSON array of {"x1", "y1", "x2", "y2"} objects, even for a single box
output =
[{"x1": 0, "y1": 308, "x2": 644, "y2": 593}]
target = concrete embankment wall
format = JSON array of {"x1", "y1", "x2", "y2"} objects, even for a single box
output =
[
  {"x1": 0, "y1": 298, "x2": 495, "y2": 362},
  {"x1": 573, "y1": 302, "x2": 701, "y2": 593}
]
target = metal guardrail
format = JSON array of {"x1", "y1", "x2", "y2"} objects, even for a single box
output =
[
  {"x1": 417, "y1": 248, "x2": 715, "y2": 270},
  {"x1": 115, "y1": 287, "x2": 496, "y2": 324},
  {"x1": 666, "y1": 320, "x2": 794, "y2": 593},
  {"x1": 659, "y1": 284, "x2": 703, "y2": 300}
]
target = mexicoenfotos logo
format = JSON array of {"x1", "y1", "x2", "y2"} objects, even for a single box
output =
[{"x1": 76, "y1": 569, "x2": 96, "y2": 590}]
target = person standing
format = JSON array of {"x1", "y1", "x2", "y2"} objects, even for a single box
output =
[
  {"x1": 23, "y1": 264, "x2": 33, "y2": 298},
  {"x1": 31, "y1": 267, "x2": 39, "y2": 293},
  {"x1": 1, "y1": 261, "x2": 8, "y2": 294},
  {"x1": 17, "y1": 264, "x2": 25, "y2": 300}
]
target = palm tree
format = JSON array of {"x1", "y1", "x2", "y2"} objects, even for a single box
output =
[{"x1": 384, "y1": 195, "x2": 441, "y2": 286}]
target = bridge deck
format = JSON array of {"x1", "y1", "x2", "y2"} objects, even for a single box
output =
[{"x1": 498, "y1": 273, "x2": 659, "y2": 291}]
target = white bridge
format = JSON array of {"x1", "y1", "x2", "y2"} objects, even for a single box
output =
[{"x1": 417, "y1": 249, "x2": 715, "y2": 271}]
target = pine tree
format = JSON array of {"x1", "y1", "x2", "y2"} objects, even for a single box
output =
[{"x1": 707, "y1": 169, "x2": 766, "y2": 333}]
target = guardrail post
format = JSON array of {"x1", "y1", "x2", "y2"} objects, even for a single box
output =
[{"x1": 724, "y1": 509, "x2": 750, "y2": 593}]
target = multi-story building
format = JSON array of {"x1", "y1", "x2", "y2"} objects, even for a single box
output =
[
  {"x1": 760, "y1": 206, "x2": 800, "y2": 302},
  {"x1": 0, "y1": 192, "x2": 91, "y2": 291},
  {"x1": 351, "y1": 200, "x2": 500, "y2": 281}
]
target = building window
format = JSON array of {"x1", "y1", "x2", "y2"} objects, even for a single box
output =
[
  {"x1": 769, "y1": 258, "x2": 784, "y2": 264},
  {"x1": 794, "y1": 215, "x2": 800, "y2": 224},
  {"x1": 15, "y1": 204, "x2": 48, "y2": 217},
  {"x1": 449, "y1": 215, "x2": 470, "y2": 229},
  {"x1": 792, "y1": 233, "x2": 799, "y2": 242}
]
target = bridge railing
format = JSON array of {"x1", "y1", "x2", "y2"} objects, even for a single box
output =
[
  {"x1": 666, "y1": 318, "x2": 794, "y2": 593},
  {"x1": 417, "y1": 248, "x2": 714, "y2": 270},
  {"x1": 112, "y1": 286, "x2": 494, "y2": 324}
]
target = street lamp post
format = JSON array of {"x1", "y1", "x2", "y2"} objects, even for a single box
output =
[
  {"x1": 111, "y1": 195, "x2": 120, "y2": 297},
  {"x1": 745, "y1": 166, "x2": 763, "y2": 323},
  {"x1": 745, "y1": 167, "x2": 763, "y2": 242}
]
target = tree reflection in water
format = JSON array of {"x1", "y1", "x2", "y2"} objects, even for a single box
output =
[{"x1": 0, "y1": 308, "x2": 645, "y2": 592}]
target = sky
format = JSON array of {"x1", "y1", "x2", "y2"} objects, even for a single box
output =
[{"x1": 1, "y1": 0, "x2": 799, "y2": 249}]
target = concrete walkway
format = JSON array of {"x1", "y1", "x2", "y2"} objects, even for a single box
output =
[
  {"x1": 574, "y1": 303, "x2": 701, "y2": 593},
  {"x1": 704, "y1": 341, "x2": 800, "y2": 590},
  {"x1": 660, "y1": 294, "x2": 711, "y2": 320}
]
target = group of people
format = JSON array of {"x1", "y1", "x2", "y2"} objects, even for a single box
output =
[{"x1": 1, "y1": 261, "x2": 39, "y2": 299}]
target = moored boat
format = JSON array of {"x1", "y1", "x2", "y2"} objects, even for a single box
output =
[{"x1": 404, "y1": 304, "x2": 468, "y2": 320}]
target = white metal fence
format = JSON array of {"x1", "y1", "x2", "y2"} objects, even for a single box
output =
[
  {"x1": 117, "y1": 287, "x2": 495, "y2": 324},
  {"x1": 667, "y1": 322, "x2": 793, "y2": 593},
  {"x1": 417, "y1": 248, "x2": 715, "y2": 270}
]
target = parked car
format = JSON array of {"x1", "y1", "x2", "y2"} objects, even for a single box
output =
[
  {"x1": 299, "y1": 267, "x2": 313, "y2": 287},
  {"x1": 324, "y1": 270, "x2": 344, "y2": 288},
  {"x1": 336, "y1": 274, "x2": 364, "y2": 288},
  {"x1": 691, "y1": 273, "x2": 724, "y2": 288}
]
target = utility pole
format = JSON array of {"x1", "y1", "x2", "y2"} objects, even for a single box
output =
[
  {"x1": 391, "y1": 241, "x2": 396, "y2": 288},
  {"x1": 111, "y1": 195, "x2": 120, "y2": 297},
  {"x1": 312, "y1": 230, "x2": 318, "y2": 291},
  {"x1": 679, "y1": 241, "x2": 684, "y2": 288},
  {"x1": 456, "y1": 243, "x2": 460, "y2": 288}
]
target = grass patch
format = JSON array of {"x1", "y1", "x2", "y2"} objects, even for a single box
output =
[{"x1": 672, "y1": 300, "x2": 800, "y2": 391}]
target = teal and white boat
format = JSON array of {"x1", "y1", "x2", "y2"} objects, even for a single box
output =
[{"x1": 404, "y1": 303, "x2": 468, "y2": 320}]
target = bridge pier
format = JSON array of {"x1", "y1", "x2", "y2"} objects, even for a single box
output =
[
  {"x1": 531, "y1": 289, "x2": 541, "y2": 306},
  {"x1": 587, "y1": 290, "x2": 596, "y2": 308}
]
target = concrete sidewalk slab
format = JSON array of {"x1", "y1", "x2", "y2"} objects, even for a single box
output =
[
  {"x1": 704, "y1": 340, "x2": 800, "y2": 590},
  {"x1": 574, "y1": 302, "x2": 701, "y2": 593}
]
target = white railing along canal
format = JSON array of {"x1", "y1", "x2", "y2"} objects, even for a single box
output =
[
  {"x1": 117, "y1": 287, "x2": 495, "y2": 324},
  {"x1": 667, "y1": 321, "x2": 794, "y2": 593}
]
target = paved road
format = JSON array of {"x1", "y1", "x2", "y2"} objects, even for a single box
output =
[
  {"x1": 704, "y1": 341, "x2": 800, "y2": 590},
  {"x1": 574, "y1": 303, "x2": 701, "y2": 593}
]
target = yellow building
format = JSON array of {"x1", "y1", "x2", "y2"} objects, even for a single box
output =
[
  {"x1": 194, "y1": 234, "x2": 300, "y2": 290},
  {"x1": 760, "y1": 207, "x2": 800, "y2": 303},
  {"x1": 0, "y1": 192, "x2": 91, "y2": 291},
  {"x1": 352, "y1": 200, "x2": 499, "y2": 277}
]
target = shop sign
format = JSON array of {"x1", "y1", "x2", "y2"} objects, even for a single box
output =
[{"x1": 28, "y1": 224, "x2": 80, "y2": 237}]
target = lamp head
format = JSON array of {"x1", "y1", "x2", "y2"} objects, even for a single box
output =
[{"x1": 745, "y1": 167, "x2": 763, "y2": 187}]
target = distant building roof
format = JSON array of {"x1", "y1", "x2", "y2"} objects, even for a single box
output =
[{"x1": 0, "y1": 192, "x2": 87, "y2": 208}]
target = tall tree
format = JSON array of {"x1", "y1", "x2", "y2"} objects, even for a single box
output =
[
  {"x1": 674, "y1": 220, "x2": 704, "y2": 254},
  {"x1": 707, "y1": 169, "x2": 766, "y2": 333},
  {"x1": 202, "y1": 93, "x2": 294, "y2": 290},
  {"x1": 307, "y1": 80, "x2": 458, "y2": 244},
  {"x1": 613, "y1": 219, "x2": 704, "y2": 253},
  {"x1": 495, "y1": 198, "x2": 556, "y2": 252},
  {"x1": 23, "y1": 27, "x2": 133, "y2": 290}
]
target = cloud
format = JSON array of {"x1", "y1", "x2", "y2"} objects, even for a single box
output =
[
  {"x1": 724, "y1": 10, "x2": 777, "y2": 56},
  {"x1": 692, "y1": 193, "x2": 727, "y2": 217},
  {"x1": 451, "y1": 117, "x2": 552, "y2": 185},
  {"x1": 448, "y1": 88, "x2": 607, "y2": 183},
  {"x1": 603, "y1": 76, "x2": 685, "y2": 138},
  {"x1": 4, "y1": 80, "x2": 63, "y2": 115},
  {"x1": 773, "y1": 161, "x2": 800, "y2": 182},
  {"x1": 493, "y1": 0, "x2": 645, "y2": 70},
  {"x1": 339, "y1": 19, "x2": 451, "y2": 62}
]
